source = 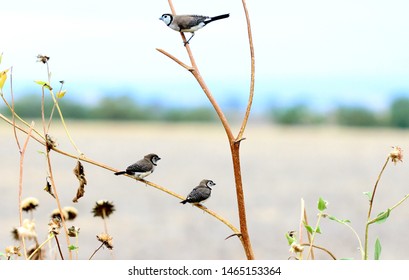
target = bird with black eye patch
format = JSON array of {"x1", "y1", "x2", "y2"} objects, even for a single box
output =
[
  {"x1": 114, "y1": 153, "x2": 161, "y2": 179},
  {"x1": 159, "y1": 13, "x2": 230, "y2": 45},
  {"x1": 180, "y1": 179, "x2": 216, "y2": 206}
]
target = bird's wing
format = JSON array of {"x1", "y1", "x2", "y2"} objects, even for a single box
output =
[
  {"x1": 177, "y1": 15, "x2": 208, "y2": 30},
  {"x1": 126, "y1": 160, "x2": 151, "y2": 173}
]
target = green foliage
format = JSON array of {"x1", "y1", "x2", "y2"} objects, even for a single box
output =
[
  {"x1": 335, "y1": 106, "x2": 379, "y2": 127},
  {"x1": 389, "y1": 97, "x2": 409, "y2": 128},
  {"x1": 0, "y1": 94, "x2": 216, "y2": 122},
  {"x1": 374, "y1": 238, "x2": 382, "y2": 260},
  {"x1": 318, "y1": 197, "x2": 327, "y2": 211},
  {"x1": 272, "y1": 104, "x2": 323, "y2": 125}
]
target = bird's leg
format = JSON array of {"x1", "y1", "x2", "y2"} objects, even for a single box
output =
[{"x1": 184, "y1": 33, "x2": 195, "y2": 46}]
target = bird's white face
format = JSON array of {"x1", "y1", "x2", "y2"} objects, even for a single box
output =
[
  {"x1": 159, "y1": 14, "x2": 172, "y2": 25},
  {"x1": 206, "y1": 180, "x2": 216, "y2": 188}
]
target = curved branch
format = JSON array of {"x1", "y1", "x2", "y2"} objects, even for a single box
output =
[
  {"x1": 236, "y1": 0, "x2": 255, "y2": 142},
  {"x1": 0, "y1": 113, "x2": 241, "y2": 240}
]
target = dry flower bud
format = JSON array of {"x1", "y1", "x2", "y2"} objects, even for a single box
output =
[
  {"x1": 97, "y1": 233, "x2": 114, "y2": 250},
  {"x1": 51, "y1": 208, "x2": 68, "y2": 220},
  {"x1": 289, "y1": 242, "x2": 304, "y2": 254},
  {"x1": 63, "y1": 206, "x2": 78, "y2": 220},
  {"x1": 21, "y1": 197, "x2": 39, "y2": 212},
  {"x1": 48, "y1": 217, "x2": 62, "y2": 235},
  {"x1": 92, "y1": 200, "x2": 115, "y2": 219},
  {"x1": 5, "y1": 246, "x2": 21, "y2": 258},
  {"x1": 36, "y1": 54, "x2": 50, "y2": 64},
  {"x1": 389, "y1": 146, "x2": 403, "y2": 165},
  {"x1": 16, "y1": 219, "x2": 37, "y2": 240},
  {"x1": 68, "y1": 226, "x2": 80, "y2": 237}
]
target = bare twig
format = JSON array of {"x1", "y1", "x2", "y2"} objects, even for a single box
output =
[
  {"x1": 160, "y1": 0, "x2": 256, "y2": 260},
  {"x1": 0, "y1": 112, "x2": 241, "y2": 240}
]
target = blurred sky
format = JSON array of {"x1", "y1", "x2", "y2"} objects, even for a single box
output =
[{"x1": 2, "y1": 0, "x2": 409, "y2": 111}]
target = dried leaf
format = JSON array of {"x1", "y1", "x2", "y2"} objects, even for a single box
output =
[
  {"x1": 44, "y1": 178, "x2": 55, "y2": 198},
  {"x1": 0, "y1": 69, "x2": 9, "y2": 90},
  {"x1": 72, "y1": 161, "x2": 87, "y2": 203}
]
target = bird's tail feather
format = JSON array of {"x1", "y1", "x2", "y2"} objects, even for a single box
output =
[
  {"x1": 114, "y1": 171, "x2": 126, "y2": 176},
  {"x1": 211, "y1": 13, "x2": 230, "y2": 22}
]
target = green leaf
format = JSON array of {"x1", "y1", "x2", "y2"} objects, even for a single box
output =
[
  {"x1": 363, "y1": 191, "x2": 372, "y2": 201},
  {"x1": 329, "y1": 215, "x2": 351, "y2": 224},
  {"x1": 374, "y1": 209, "x2": 391, "y2": 224},
  {"x1": 315, "y1": 226, "x2": 322, "y2": 234},
  {"x1": 57, "y1": 90, "x2": 67, "y2": 98},
  {"x1": 68, "y1": 245, "x2": 78, "y2": 251},
  {"x1": 374, "y1": 238, "x2": 382, "y2": 260},
  {"x1": 318, "y1": 197, "x2": 327, "y2": 211},
  {"x1": 285, "y1": 233, "x2": 296, "y2": 246},
  {"x1": 304, "y1": 224, "x2": 314, "y2": 235},
  {"x1": 0, "y1": 69, "x2": 8, "y2": 90},
  {"x1": 34, "y1": 80, "x2": 52, "y2": 90}
]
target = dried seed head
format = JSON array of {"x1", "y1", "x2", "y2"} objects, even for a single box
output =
[
  {"x1": 63, "y1": 206, "x2": 78, "y2": 221},
  {"x1": 36, "y1": 54, "x2": 50, "y2": 64},
  {"x1": 96, "y1": 233, "x2": 114, "y2": 250},
  {"x1": 289, "y1": 242, "x2": 304, "y2": 254},
  {"x1": 21, "y1": 197, "x2": 39, "y2": 212},
  {"x1": 92, "y1": 200, "x2": 115, "y2": 219},
  {"x1": 48, "y1": 217, "x2": 62, "y2": 235},
  {"x1": 51, "y1": 208, "x2": 68, "y2": 221},
  {"x1": 68, "y1": 226, "x2": 80, "y2": 237},
  {"x1": 389, "y1": 146, "x2": 403, "y2": 165},
  {"x1": 5, "y1": 246, "x2": 21, "y2": 258},
  {"x1": 16, "y1": 219, "x2": 37, "y2": 240}
]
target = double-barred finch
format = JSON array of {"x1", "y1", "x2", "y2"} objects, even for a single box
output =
[
  {"x1": 159, "y1": 13, "x2": 230, "y2": 45},
  {"x1": 180, "y1": 179, "x2": 216, "y2": 205},
  {"x1": 114, "y1": 153, "x2": 161, "y2": 179}
]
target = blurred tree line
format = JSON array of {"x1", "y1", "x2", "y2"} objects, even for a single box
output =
[
  {"x1": 272, "y1": 97, "x2": 409, "y2": 128},
  {"x1": 2, "y1": 94, "x2": 409, "y2": 127},
  {"x1": 0, "y1": 94, "x2": 216, "y2": 122}
]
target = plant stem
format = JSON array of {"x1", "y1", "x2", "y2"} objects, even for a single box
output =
[
  {"x1": 54, "y1": 235, "x2": 64, "y2": 260},
  {"x1": 364, "y1": 156, "x2": 390, "y2": 260},
  {"x1": 306, "y1": 212, "x2": 324, "y2": 260},
  {"x1": 89, "y1": 243, "x2": 105, "y2": 260},
  {"x1": 0, "y1": 113, "x2": 242, "y2": 244},
  {"x1": 28, "y1": 234, "x2": 54, "y2": 260},
  {"x1": 163, "y1": 0, "x2": 255, "y2": 260},
  {"x1": 300, "y1": 243, "x2": 336, "y2": 260}
]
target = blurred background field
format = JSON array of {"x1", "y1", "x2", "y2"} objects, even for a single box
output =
[
  {"x1": 2, "y1": 0, "x2": 409, "y2": 260},
  {"x1": 1, "y1": 120, "x2": 409, "y2": 259}
]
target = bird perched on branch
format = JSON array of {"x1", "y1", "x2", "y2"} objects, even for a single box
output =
[
  {"x1": 159, "y1": 13, "x2": 230, "y2": 45},
  {"x1": 114, "y1": 153, "x2": 161, "y2": 179},
  {"x1": 180, "y1": 179, "x2": 216, "y2": 205}
]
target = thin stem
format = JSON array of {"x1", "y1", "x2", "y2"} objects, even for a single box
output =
[
  {"x1": 364, "y1": 156, "x2": 390, "y2": 260},
  {"x1": 306, "y1": 212, "x2": 324, "y2": 260},
  {"x1": 102, "y1": 208, "x2": 109, "y2": 234},
  {"x1": 161, "y1": 0, "x2": 255, "y2": 259},
  {"x1": 300, "y1": 243, "x2": 337, "y2": 260},
  {"x1": 54, "y1": 235, "x2": 64, "y2": 260},
  {"x1": 28, "y1": 234, "x2": 54, "y2": 260},
  {"x1": 367, "y1": 157, "x2": 390, "y2": 220},
  {"x1": 236, "y1": 0, "x2": 255, "y2": 142},
  {"x1": 89, "y1": 243, "x2": 104, "y2": 260},
  {"x1": 0, "y1": 113, "x2": 241, "y2": 241},
  {"x1": 342, "y1": 221, "x2": 364, "y2": 259},
  {"x1": 301, "y1": 200, "x2": 315, "y2": 260},
  {"x1": 40, "y1": 88, "x2": 72, "y2": 260},
  {"x1": 18, "y1": 123, "x2": 34, "y2": 259}
]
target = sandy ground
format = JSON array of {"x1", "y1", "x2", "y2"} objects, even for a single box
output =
[{"x1": 1, "y1": 120, "x2": 409, "y2": 260}]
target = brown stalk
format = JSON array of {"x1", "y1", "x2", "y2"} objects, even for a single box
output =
[
  {"x1": 161, "y1": 0, "x2": 255, "y2": 259},
  {"x1": 0, "y1": 112, "x2": 241, "y2": 239}
]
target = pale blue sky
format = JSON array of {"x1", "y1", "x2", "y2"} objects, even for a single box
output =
[{"x1": 2, "y1": 0, "x2": 409, "y2": 110}]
